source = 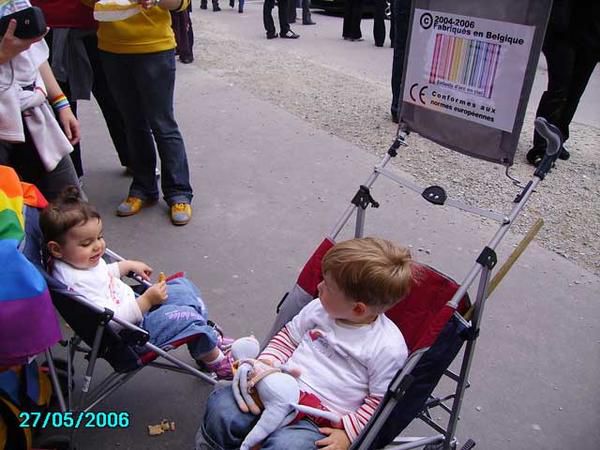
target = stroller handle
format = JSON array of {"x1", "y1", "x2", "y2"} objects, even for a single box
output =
[{"x1": 534, "y1": 117, "x2": 563, "y2": 157}]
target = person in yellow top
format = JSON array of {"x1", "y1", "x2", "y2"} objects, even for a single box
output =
[{"x1": 93, "y1": 0, "x2": 194, "y2": 226}]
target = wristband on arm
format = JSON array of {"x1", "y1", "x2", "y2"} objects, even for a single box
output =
[{"x1": 49, "y1": 94, "x2": 70, "y2": 112}]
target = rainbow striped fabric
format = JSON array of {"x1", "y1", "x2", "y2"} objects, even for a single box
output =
[{"x1": 0, "y1": 166, "x2": 61, "y2": 366}]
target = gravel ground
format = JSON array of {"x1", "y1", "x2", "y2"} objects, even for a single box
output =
[{"x1": 193, "y1": 14, "x2": 600, "y2": 276}]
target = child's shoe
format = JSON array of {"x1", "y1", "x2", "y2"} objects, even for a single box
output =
[
  {"x1": 207, "y1": 320, "x2": 235, "y2": 351},
  {"x1": 206, "y1": 352, "x2": 234, "y2": 380}
]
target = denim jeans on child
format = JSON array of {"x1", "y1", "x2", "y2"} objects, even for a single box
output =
[
  {"x1": 142, "y1": 277, "x2": 217, "y2": 359},
  {"x1": 197, "y1": 386, "x2": 326, "y2": 450},
  {"x1": 99, "y1": 49, "x2": 193, "y2": 206}
]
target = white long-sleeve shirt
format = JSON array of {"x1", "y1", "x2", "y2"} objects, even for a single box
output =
[
  {"x1": 261, "y1": 299, "x2": 408, "y2": 441},
  {"x1": 52, "y1": 259, "x2": 143, "y2": 324}
]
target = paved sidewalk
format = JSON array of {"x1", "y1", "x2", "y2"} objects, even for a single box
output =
[{"x1": 58, "y1": 6, "x2": 599, "y2": 450}]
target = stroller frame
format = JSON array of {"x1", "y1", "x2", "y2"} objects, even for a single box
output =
[
  {"x1": 315, "y1": 119, "x2": 563, "y2": 450},
  {"x1": 40, "y1": 249, "x2": 217, "y2": 418}
]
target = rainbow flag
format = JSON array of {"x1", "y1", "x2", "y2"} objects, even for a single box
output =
[{"x1": 0, "y1": 166, "x2": 61, "y2": 366}]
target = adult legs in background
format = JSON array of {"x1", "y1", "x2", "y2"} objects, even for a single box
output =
[
  {"x1": 263, "y1": 0, "x2": 277, "y2": 37},
  {"x1": 171, "y1": 4, "x2": 195, "y2": 63},
  {"x1": 390, "y1": 0, "x2": 411, "y2": 122},
  {"x1": 532, "y1": 34, "x2": 597, "y2": 157},
  {"x1": 373, "y1": 0, "x2": 386, "y2": 47},
  {"x1": 45, "y1": 30, "x2": 131, "y2": 175},
  {"x1": 100, "y1": 50, "x2": 193, "y2": 207},
  {"x1": 343, "y1": 0, "x2": 363, "y2": 40},
  {"x1": 302, "y1": 0, "x2": 314, "y2": 25},
  {"x1": 288, "y1": 0, "x2": 296, "y2": 24},
  {"x1": 278, "y1": 0, "x2": 291, "y2": 36},
  {"x1": 43, "y1": 29, "x2": 83, "y2": 178},
  {"x1": 84, "y1": 34, "x2": 131, "y2": 170}
]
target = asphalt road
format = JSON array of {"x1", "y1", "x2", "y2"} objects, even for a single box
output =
[{"x1": 33, "y1": 5, "x2": 600, "y2": 450}]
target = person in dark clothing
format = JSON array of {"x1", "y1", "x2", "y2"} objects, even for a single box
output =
[
  {"x1": 31, "y1": 0, "x2": 130, "y2": 178},
  {"x1": 288, "y1": 0, "x2": 315, "y2": 26},
  {"x1": 527, "y1": 0, "x2": 600, "y2": 166},
  {"x1": 264, "y1": 0, "x2": 299, "y2": 39},
  {"x1": 171, "y1": 3, "x2": 194, "y2": 64},
  {"x1": 390, "y1": 0, "x2": 411, "y2": 122},
  {"x1": 343, "y1": 0, "x2": 363, "y2": 41},
  {"x1": 373, "y1": 0, "x2": 387, "y2": 47},
  {"x1": 200, "y1": 0, "x2": 221, "y2": 11}
]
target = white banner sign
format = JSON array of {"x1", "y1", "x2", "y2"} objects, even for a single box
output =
[{"x1": 403, "y1": 9, "x2": 535, "y2": 132}]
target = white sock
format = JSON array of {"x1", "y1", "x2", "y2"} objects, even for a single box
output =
[{"x1": 204, "y1": 349, "x2": 224, "y2": 366}]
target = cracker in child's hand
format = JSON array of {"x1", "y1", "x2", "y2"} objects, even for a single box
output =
[{"x1": 158, "y1": 272, "x2": 166, "y2": 283}]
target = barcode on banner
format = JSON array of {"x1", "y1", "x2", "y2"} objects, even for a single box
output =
[{"x1": 429, "y1": 34, "x2": 501, "y2": 98}]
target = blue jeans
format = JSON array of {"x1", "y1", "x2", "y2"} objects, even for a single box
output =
[
  {"x1": 142, "y1": 278, "x2": 217, "y2": 359},
  {"x1": 99, "y1": 49, "x2": 193, "y2": 205},
  {"x1": 199, "y1": 386, "x2": 325, "y2": 450}
]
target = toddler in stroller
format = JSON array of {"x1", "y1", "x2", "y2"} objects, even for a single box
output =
[
  {"x1": 38, "y1": 186, "x2": 233, "y2": 379},
  {"x1": 199, "y1": 237, "x2": 414, "y2": 450}
]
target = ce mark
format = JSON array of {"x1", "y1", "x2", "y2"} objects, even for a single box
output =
[{"x1": 409, "y1": 83, "x2": 428, "y2": 105}]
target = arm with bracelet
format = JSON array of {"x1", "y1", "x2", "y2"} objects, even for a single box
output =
[{"x1": 38, "y1": 61, "x2": 80, "y2": 145}]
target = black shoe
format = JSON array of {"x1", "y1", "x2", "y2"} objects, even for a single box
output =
[
  {"x1": 302, "y1": 20, "x2": 316, "y2": 25},
  {"x1": 200, "y1": 2, "x2": 207, "y2": 8},
  {"x1": 558, "y1": 146, "x2": 570, "y2": 161},
  {"x1": 280, "y1": 30, "x2": 300, "y2": 39},
  {"x1": 229, "y1": 0, "x2": 234, "y2": 6},
  {"x1": 266, "y1": 32, "x2": 278, "y2": 39},
  {"x1": 238, "y1": 6, "x2": 243, "y2": 12},
  {"x1": 391, "y1": 112, "x2": 399, "y2": 124},
  {"x1": 179, "y1": 56, "x2": 194, "y2": 64},
  {"x1": 213, "y1": 5, "x2": 221, "y2": 11},
  {"x1": 526, "y1": 146, "x2": 545, "y2": 167}
]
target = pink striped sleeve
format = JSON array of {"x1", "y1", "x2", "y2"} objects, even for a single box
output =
[
  {"x1": 341, "y1": 394, "x2": 382, "y2": 442},
  {"x1": 259, "y1": 326, "x2": 298, "y2": 364}
]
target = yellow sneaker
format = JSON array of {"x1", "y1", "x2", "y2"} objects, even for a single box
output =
[
  {"x1": 170, "y1": 203, "x2": 192, "y2": 226},
  {"x1": 116, "y1": 197, "x2": 156, "y2": 217}
]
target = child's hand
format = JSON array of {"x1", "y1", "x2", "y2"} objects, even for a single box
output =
[
  {"x1": 145, "y1": 281, "x2": 168, "y2": 306},
  {"x1": 316, "y1": 428, "x2": 351, "y2": 450},
  {"x1": 127, "y1": 260, "x2": 153, "y2": 281},
  {"x1": 57, "y1": 107, "x2": 80, "y2": 145}
]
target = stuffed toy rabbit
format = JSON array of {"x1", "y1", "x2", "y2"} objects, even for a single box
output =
[{"x1": 229, "y1": 336, "x2": 340, "y2": 450}]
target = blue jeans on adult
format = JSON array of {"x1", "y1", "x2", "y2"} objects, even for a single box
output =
[
  {"x1": 100, "y1": 49, "x2": 193, "y2": 206},
  {"x1": 197, "y1": 386, "x2": 325, "y2": 449}
]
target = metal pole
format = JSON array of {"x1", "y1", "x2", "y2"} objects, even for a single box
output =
[
  {"x1": 444, "y1": 266, "x2": 492, "y2": 449},
  {"x1": 447, "y1": 175, "x2": 542, "y2": 309},
  {"x1": 329, "y1": 153, "x2": 393, "y2": 239},
  {"x1": 355, "y1": 206, "x2": 366, "y2": 238},
  {"x1": 44, "y1": 349, "x2": 66, "y2": 412}
]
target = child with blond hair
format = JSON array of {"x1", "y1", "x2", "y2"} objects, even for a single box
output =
[{"x1": 198, "y1": 237, "x2": 414, "y2": 450}]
